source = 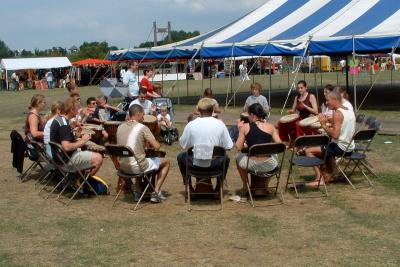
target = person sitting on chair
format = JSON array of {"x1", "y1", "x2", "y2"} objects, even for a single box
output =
[
  {"x1": 243, "y1": 82, "x2": 270, "y2": 114},
  {"x1": 177, "y1": 98, "x2": 233, "y2": 188},
  {"x1": 117, "y1": 104, "x2": 170, "y2": 203},
  {"x1": 235, "y1": 103, "x2": 282, "y2": 192},
  {"x1": 129, "y1": 87, "x2": 156, "y2": 116},
  {"x1": 49, "y1": 97, "x2": 103, "y2": 177},
  {"x1": 305, "y1": 90, "x2": 355, "y2": 187},
  {"x1": 91, "y1": 96, "x2": 120, "y2": 123}
]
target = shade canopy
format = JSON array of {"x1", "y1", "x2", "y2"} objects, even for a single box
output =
[
  {"x1": 0, "y1": 57, "x2": 72, "y2": 71},
  {"x1": 110, "y1": 0, "x2": 400, "y2": 60},
  {"x1": 72, "y1": 58, "x2": 113, "y2": 66}
]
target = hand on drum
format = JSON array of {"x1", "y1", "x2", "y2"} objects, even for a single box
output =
[
  {"x1": 318, "y1": 114, "x2": 328, "y2": 125},
  {"x1": 81, "y1": 133, "x2": 91, "y2": 143}
]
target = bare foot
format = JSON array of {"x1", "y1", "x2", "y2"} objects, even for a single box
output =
[{"x1": 306, "y1": 178, "x2": 325, "y2": 188}]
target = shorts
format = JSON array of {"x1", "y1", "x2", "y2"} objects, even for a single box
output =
[
  {"x1": 321, "y1": 142, "x2": 351, "y2": 161},
  {"x1": 145, "y1": 157, "x2": 161, "y2": 172},
  {"x1": 236, "y1": 153, "x2": 278, "y2": 174},
  {"x1": 68, "y1": 150, "x2": 93, "y2": 169}
]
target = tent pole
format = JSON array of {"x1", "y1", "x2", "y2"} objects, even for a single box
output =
[
  {"x1": 252, "y1": 56, "x2": 255, "y2": 83},
  {"x1": 269, "y1": 56, "x2": 272, "y2": 108},
  {"x1": 161, "y1": 62, "x2": 164, "y2": 94},
  {"x1": 201, "y1": 58, "x2": 204, "y2": 97},
  {"x1": 352, "y1": 36, "x2": 357, "y2": 112},
  {"x1": 186, "y1": 61, "x2": 189, "y2": 96},
  {"x1": 5, "y1": 69, "x2": 8, "y2": 90},
  {"x1": 232, "y1": 57, "x2": 235, "y2": 108},
  {"x1": 345, "y1": 57, "x2": 349, "y2": 93},
  {"x1": 176, "y1": 58, "x2": 180, "y2": 104}
]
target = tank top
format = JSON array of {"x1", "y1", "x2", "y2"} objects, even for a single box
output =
[
  {"x1": 245, "y1": 122, "x2": 273, "y2": 149},
  {"x1": 25, "y1": 111, "x2": 45, "y2": 142},
  {"x1": 334, "y1": 108, "x2": 355, "y2": 152},
  {"x1": 296, "y1": 92, "x2": 312, "y2": 119}
]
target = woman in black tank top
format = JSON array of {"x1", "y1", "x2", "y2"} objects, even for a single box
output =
[{"x1": 235, "y1": 103, "x2": 282, "y2": 192}]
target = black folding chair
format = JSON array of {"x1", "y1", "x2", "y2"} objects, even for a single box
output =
[
  {"x1": 29, "y1": 141, "x2": 57, "y2": 191},
  {"x1": 19, "y1": 137, "x2": 46, "y2": 182},
  {"x1": 286, "y1": 135, "x2": 330, "y2": 198},
  {"x1": 185, "y1": 146, "x2": 228, "y2": 211},
  {"x1": 336, "y1": 129, "x2": 378, "y2": 188},
  {"x1": 47, "y1": 141, "x2": 98, "y2": 206},
  {"x1": 244, "y1": 143, "x2": 286, "y2": 207},
  {"x1": 105, "y1": 145, "x2": 160, "y2": 211}
]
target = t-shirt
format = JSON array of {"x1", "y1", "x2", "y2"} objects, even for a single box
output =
[
  {"x1": 92, "y1": 107, "x2": 111, "y2": 121},
  {"x1": 44, "y1": 117, "x2": 55, "y2": 144},
  {"x1": 117, "y1": 121, "x2": 155, "y2": 173},
  {"x1": 123, "y1": 70, "x2": 139, "y2": 96},
  {"x1": 342, "y1": 99, "x2": 354, "y2": 112},
  {"x1": 49, "y1": 116, "x2": 76, "y2": 162},
  {"x1": 179, "y1": 117, "x2": 233, "y2": 167},
  {"x1": 140, "y1": 77, "x2": 154, "y2": 99},
  {"x1": 157, "y1": 113, "x2": 171, "y2": 125},
  {"x1": 244, "y1": 95, "x2": 269, "y2": 112},
  {"x1": 129, "y1": 99, "x2": 153, "y2": 115}
]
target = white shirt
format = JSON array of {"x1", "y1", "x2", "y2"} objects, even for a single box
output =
[
  {"x1": 157, "y1": 113, "x2": 171, "y2": 124},
  {"x1": 45, "y1": 72, "x2": 53, "y2": 82},
  {"x1": 335, "y1": 107, "x2": 355, "y2": 152},
  {"x1": 342, "y1": 99, "x2": 354, "y2": 112},
  {"x1": 179, "y1": 117, "x2": 233, "y2": 167},
  {"x1": 123, "y1": 70, "x2": 139, "y2": 96},
  {"x1": 44, "y1": 117, "x2": 55, "y2": 144},
  {"x1": 129, "y1": 98, "x2": 153, "y2": 115},
  {"x1": 120, "y1": 69, "x2": 126, "y2": 80}
]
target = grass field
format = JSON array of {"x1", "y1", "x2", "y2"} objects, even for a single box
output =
[{"x1": 0, "y1": 87, "x2": 400, "y2": 266}]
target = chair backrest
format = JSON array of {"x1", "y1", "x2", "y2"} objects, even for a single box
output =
[
  {"x1": 356, "y1": 113, "x2": 365, "y2": 124},
  {"x1": 105, "y1": 144, "x2": 134, "y2": 158},
  {"x1": 248, "y1": 143, "x2": 286, "y2": 157},
  {"x1": 353, "y1": 129, "x2": 377, "y2": 142},
  {"x1": 187, "y1": 146, "x2": 226, "y2": 159},
  {"x1": 48, "y1": 141, "x2": 71, "y2": 166},
  {"x1": 294, "y1": 135, "x2": 330, "y2": 148}
]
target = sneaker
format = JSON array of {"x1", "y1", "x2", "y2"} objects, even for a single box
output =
[
  {"x1": 132, "y1": 191, "x2": 141, "y2": 202},
  {"x1": 150, "y1": 192, "x2": 162, "y2": 203},
  {"x1": 158, "y1": 191, "x2": 167, "y2": 201}
]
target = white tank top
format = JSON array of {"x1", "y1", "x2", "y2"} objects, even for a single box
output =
[{"x1": 334, "y1": 107, "x2": 355, "y2": 151}]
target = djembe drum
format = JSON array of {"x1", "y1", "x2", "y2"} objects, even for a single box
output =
[
  {"x1": 142, "y1": 115, "x2": 158, "y2": 136},
  {"x1": 299, "y1": 116, "x2": 322, "y2": 136},
  {"x1": 84, "y1": 141, "x2": 106, "y2": 155},
  {"x1": 82, "y1": 124, "x2": 103, "y2": 144},
  {"x1": 277, "y1": 114, "x2": 300, "y2": 142},
  {"x1": 103, "y1": 121, "x2": 122, "y2": 144},
  {"x1": 240, "y1": 112, "x2": 250, "y2": 123}
]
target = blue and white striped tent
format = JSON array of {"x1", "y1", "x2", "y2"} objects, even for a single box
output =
[{"x1": 109, "y1": 0, "x2": 400, "y2": 60}]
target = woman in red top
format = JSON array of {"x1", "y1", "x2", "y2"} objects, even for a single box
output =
[
  {"x1": 25, "y1": 94, "x2": 46, "y2": 142},
  {"x1": 288, "y1": 80, "x2": 318, "y2": 119},
  {"x1": 140, "y1": 69, "x2": 160, "y2": 99}
]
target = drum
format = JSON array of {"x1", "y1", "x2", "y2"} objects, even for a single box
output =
[
  {"x1": 299, "y1": 116, "x2": 321, "y2": 135},
  {"x1": 103, "y1": 121, "x2": 122, "y2": 144},
  {"x1": 277, "y1": 114, "x2": 300, "y2": 142},
  {"x1": 82, "y1": 124, "x2": 103, "y2": 144},
  {"x1": 143, "y1": 115, "x2": 158, "y2": 136},
  {"x1": 85, "y1": 141, "x2": 106, "y2": 154},
  {"x1": 250, "y1": 174, "x2": 271, "y2": 196},
  {"x1": 240, "y1": 112, "x2": 249, "y2": 123}
]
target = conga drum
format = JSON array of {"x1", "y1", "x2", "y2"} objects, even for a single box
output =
[
  {"x1": 143, "y1": 115, "x2": 158, "y2": 136},
  {"x1": 103, "y1": 121, "x2": 122, "y2": 144},
  {"x1": 82, "y1": 124, "x2": 103, "y2": 144},
  {"x1": 278, "y1": 114, "x2": 300, "y2": 142},
  {"x1": 84, "y1": 141, "x2": 106, "y2": 155},
  {"x1": 240, "y1": 112, "x2": 250, "y2": 123},
  {"x1": 298, "y1": 116, "x2": 321, "y2": 136}
]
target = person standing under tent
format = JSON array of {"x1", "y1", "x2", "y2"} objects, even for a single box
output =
[
  {"x1": 140, "y1": 69, "x2": 160, "y2": 100},
  {"x1": 45, "y1": 70, "x2": 54, "y2": 89},
  {"x1": 239, "y1": 61, "x2": 250, "y2": 82},
  {"x1": 123, "y1": 62, "x2": 140, "y2": 100},
  {"x1": 11, "y1": 71, "x2": 19, "y2": 91}
]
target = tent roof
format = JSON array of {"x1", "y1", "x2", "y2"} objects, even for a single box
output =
[
  {"x1": 0, "y1": 57, "x2": 72, "y2": 71},
  {"x1": 72, "y1": 58, "x2": 113, "y2": 66},
  {"x1": 110, "y1": 0, "x2": 400, "y2": 59}
]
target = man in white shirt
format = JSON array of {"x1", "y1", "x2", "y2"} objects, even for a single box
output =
[
  {"x1": 45, "y1": 70, "x2": 54, "y2": 89},
  {"x1": 305, "y1": 90, "x2": 355, "y2": 186},
  {"x1": 123, "y1": 62, "x2": 139, "y2": 98},
  {"x1": 177, "y1": 98, "x2": 233, "y2": 186},
  {"x1": 129, "y1": 87, "x2": 156, "y2": 116}
]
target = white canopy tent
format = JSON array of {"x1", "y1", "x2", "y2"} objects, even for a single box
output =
[{"x1": 0, "y1": 57, "x2": 72, "y2": 89}]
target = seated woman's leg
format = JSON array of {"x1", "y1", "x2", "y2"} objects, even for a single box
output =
[{"x1": 236, "y1": 153, "x2": 250, "y2": 190}]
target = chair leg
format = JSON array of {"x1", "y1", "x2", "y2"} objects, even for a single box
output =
[
  {"x1": 38, "y1": 172, "x2": 55, "y2": 193},
  {"x1": 187, "y1": 178, "x2": 192, "y2": 212},
  {"x1": 318, "y1": 172, "x2": 329, "y2": 197},
  {"x1": 34, "y1": 170, "x2": 51, "y2": 189},
  {"x1": 246, "y1": 177, "x2": 254, "y2": 207},
  {"x1": 20, "y1": 162, "x2": 37, "y2": 182},
  {"x1": 66, "y1": 174, "x2": 91, "y2": 206},
  {"x1": 337, "y1": 165, "x2": 356, "y2": 189},
  {"x1": 357, "y1": 164, "x2": 374, "y2": 186},
  {"x1": 285, "y1": 163, "x2": 294, "y2": 192},
  {"x1": 46, "y1": 173, "x2": 68, "y2": 199},
  {"x1": 219, "y1": 177, "x2": 223, "y2": 211},
  {"x1": 112, "y1": 188, "x2": 123, "y2": 207},
  {"x1": 360, "y1": 161, "x2": 378, "y2": 179},
  {"x1": 133, "y1": 183, "x2": 151, "y2": 211}
]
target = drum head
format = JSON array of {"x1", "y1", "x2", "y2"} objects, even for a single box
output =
[
  {"x1": 299, "y1": 116, "x2": 319, "y2": 127},
  {"x1": 81, "y1": 128, "x2": 95, "y2": 136},
  {"x1": 279, "y1": 114, "x2": 299, "y2": 123},
  {"x1": 104, "y1": 121, "x2": 122, "y2": 125},
  {"x1": 143, "y1": 115, "x2": 157, "y2": 123}
]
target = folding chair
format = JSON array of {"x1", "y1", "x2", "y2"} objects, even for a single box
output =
[
  {"x1": 47, "y1": 141, "x2": 98, "y2": 206},
  {"x1": 286, "y1": 135, "x2": 330, "y2": 198},
  {"x1": 336, "y1": 129, "x2": 378, "y2": 189},
  {"x1": 19, "y1": 138, "x2": 46, "y2": 182},
  {"x1": 355, "y1": 113, "x2": 365, "y2": 124},
  {"x1": 29, "y1": 141, "x2": 57, "y2": 190},
  {"x1": 105, "y1": 144, "x2": 160, "y2": 211},
  {"x1": 365, "y1": 116, "x2": 377, "y2": 128},
  {"x1": 185, "y1": 146, "x2": 227, "y2": 211},
  {"x1": 243, "y1": 143, "x2": 286, "y2": 207}
]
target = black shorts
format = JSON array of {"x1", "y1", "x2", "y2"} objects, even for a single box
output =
[{"x1": 321, "y1": 142, "x2": 351, "y2": 161}]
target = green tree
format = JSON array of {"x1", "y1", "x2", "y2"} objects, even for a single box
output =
[
  {"x1": 0, "y1": 40, "x2": 14, "y2": 58},
  {"x1": 68, "y1": 41, "x2": 117, "y2": 61},
  {"x1": 137, "y1": 30, "x2": 200, "y2": 48}
]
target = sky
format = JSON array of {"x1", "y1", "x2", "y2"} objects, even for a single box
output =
[{"x1": 0, "y1": 0, "x2": 265, "y2": 51}]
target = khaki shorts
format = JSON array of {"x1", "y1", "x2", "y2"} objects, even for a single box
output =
[
  {"x1": 236, "y1": 153, "x2": 278, "y2": 174},
  {"x1": 69, "y1": 150, "x2": 93, "y2": 169}
]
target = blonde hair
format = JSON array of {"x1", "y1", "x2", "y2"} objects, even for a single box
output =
[
  {"x1": 61, "y1": 97, "x2": 79, "y2": 115},
  {"x1": 160, "y1": 105, "x2": 168, "y2": 112},
  {"x1": 50, "y1": 101, "x2": 63, "y2": 115},
  {"x1": 29, "y1": 94, "x2": 45, "y2": 110}
]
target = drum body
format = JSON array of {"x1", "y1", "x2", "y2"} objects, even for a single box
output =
[
  {"x1": 142, "y1": 115, "x2": 158, "y2": 136},
  {"x1": 103, "y1": 121, "x2": 122, "y2": 144},
  {"x1": 278, "y1": 114, "x2": 300, "y2": 142},
  {"x1": 250, "y1": 174, "x2": 269, "y2": 196},
  {"x1": 298, "y1": 116, "x2": 321, "y2": 136},
  {"x1": 240, "y1": 112, "x2": 249, "y2": 123},
  {"x1": 82, "y1": 124, "x2": 103, "y2": 144}
]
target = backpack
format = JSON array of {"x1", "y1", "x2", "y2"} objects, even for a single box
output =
[{"x1": 76, "y1": 175, "x2": 110, "y2": 195}]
